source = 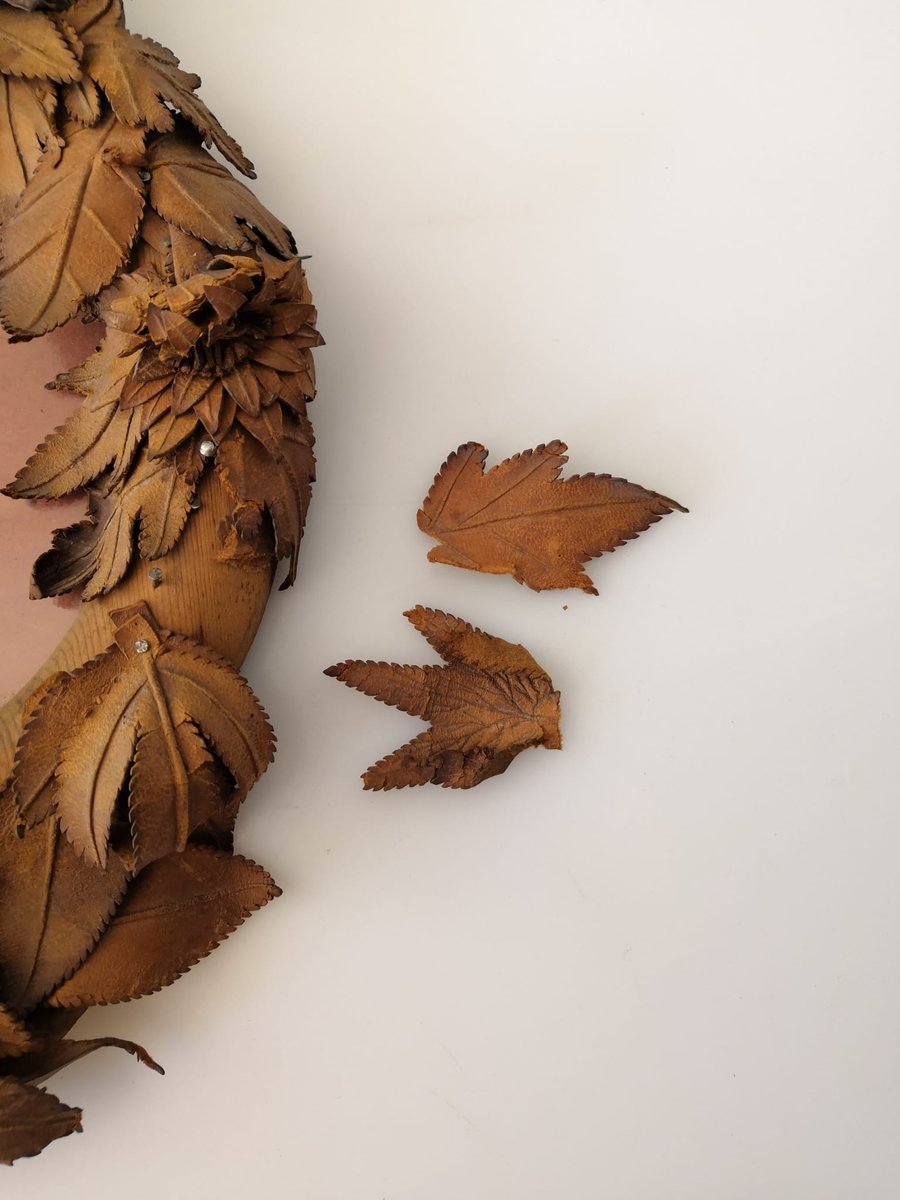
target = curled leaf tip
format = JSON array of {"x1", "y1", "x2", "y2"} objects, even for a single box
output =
[{"x1": 418, "y1": 439, "x2": 687, "y2": 593}]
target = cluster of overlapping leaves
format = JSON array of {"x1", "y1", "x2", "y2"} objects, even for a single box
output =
[
  {"x1": 0, "y1": 0, "x2": 322, "y2": 1164},
  {"x1": 0, "y1": 0, "x2": 323, "y2": 596},
  {"x1": 0, "y1": 599, "x2": 282, "y2": 1164}
]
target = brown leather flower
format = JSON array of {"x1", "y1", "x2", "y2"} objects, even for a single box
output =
[
  {"x1": 6, "y1": 248, "x2": 324, "y2": 596},
  {"x1": 102, "y1": 252, "x2": 323, "y2": 456}
]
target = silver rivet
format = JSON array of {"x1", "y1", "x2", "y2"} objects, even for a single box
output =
[
  {"x1": 190, "y1": 499, "x2": 201, "y2": 511},
  {"x1": 199, "y1": 437, "x2": 217, "y2": 459},
  {"x1": 148, "y1": 567, "x2": 163, "y2": 588},
  {"x1": 134, "y1": 639, "x2": 150, "y2": 655}
]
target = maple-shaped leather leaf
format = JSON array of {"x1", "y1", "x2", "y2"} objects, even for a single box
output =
[
  {"x1": 216, "y1": 408, "x2": 315, "y2": 586},
  {"x1": 0, "y1": 1076, "x2": 81, "y2": 1164},
  {"x1": 0, "y1": 791, "x2": 127, "y2": 1013},
  {"x1": 0, "y1": 111, "x2": 146, "y2": 335},
  {"x1": 80, "y1": 25, "x2": 254, "y2": 176},
  {"x1": 325, "y1": 606, "x2": 562, "y2": 790},
  {"x1": 11, "y1": 604, "x2": 275, "y2": 868},
  {"x1": 0, "y1": 6, "x2": 79, "y2": 81},
  {"x1": 0, "y1": 75, "x2": 56, "y2": 221},
  {"x1": 418, "y1": 441, "x2": 687, "y2": 594},
  {"x1": 149, "y1": 130, "x2": 293, "y2": 258},
  {"x1": 30, "y1": 440, "x2": 201, "y2": 600},
  {"x1": 48, "y1": 846, "x2": 280, "y2": 1006},
  {"x1": 60, "y1": 66, "x2": 100, "y2": 126}
]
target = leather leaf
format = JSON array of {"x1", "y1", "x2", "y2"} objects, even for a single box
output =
[
  {"x1": 48, "y1": 846, "x2": 280, "y2": 1006},
  {"x1": 0, "y1": 111, "x2": 146, "y2": 335},
  {"x1": 149, "y1": 131, "x2": 293, "y2": 259},
  {"x1": 82, "y1": 25, "x2": 253, "y2": 176},
  {"x1": 6, "y1": 2, "x2": 81, "y2": 10},
  {"x1": 11, "y1": 604, "x2": 275, "y2": 868},
  {"x1": 61, "y1": 72, "x2": 100, "y2": 126},
  {"x1": 127, "y1": 720, "x2": 226, "y2": 873},
  {"x1": 216, "y1": 408, "x2": 315, "y2": 587},
  {"x1": 0, "y1": 792, "x2": 127, "y2": 1014},
  {"x1": 3, "y1": 401, "x2": 142, "y2": 500},
  {"x1": 1, "y1": 1034, "x2": 162, "y2": 1084},
  {"x1": 2, "y1": 322, "x2": 147, "y2": 502},
  {"x1": 0, "y1": 1077, "x2": 81, "y2": 1164},
  {"x1": 0, "y1": 75, "x2": 56, "y2": 221},
  {"x1": 0, "y1": 7, "x2": 79, "y2": 81},
  {"x1": 418, "y1": 441, "x2": 687, "y2": 594},
  {"x1": 30, "y1": 441, "x2": 200, "y2": 600},
  {"x1": 0, "y1": 1004, "x2": 35, "y2": 1057},
  {"x1": 132, "y1": 207, "x2": 212, "y2": 286},
  {"x1": 325, "y1": 607, "x2": 562, "y2": 790},
  {"x1": 62, "y1": 0, "x2": 122, "y2": 36}
]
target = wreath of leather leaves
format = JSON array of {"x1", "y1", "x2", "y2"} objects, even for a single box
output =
[{"x1": 0, "y1": 0, "x2": 318, "y2": 1164}]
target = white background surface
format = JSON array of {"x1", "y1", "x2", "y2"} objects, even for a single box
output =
[{"x1": 9, "y1": 1, "x2": 900, "y2": 1197}]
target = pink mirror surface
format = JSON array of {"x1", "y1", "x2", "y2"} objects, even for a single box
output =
[{"x1": 0, "y1": 322, "x2": 101, "y2": 704}]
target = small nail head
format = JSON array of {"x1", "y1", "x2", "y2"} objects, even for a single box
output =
[
  {"x1": 134, "y1": 639, "x2": 150, "y2": 655},
  {"x1": 148, "y1": 567, "x2": 163, "y2": 587},
  {"x1": 199, "y1": 437, "x2": 217, "y2": 459}
]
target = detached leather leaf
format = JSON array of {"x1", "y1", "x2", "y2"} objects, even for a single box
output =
[
  {"x1": 30, "y1": 441, "x2": 200, "y2": 600},
  {"x1": 216, "y1": 409, "x2": 315, "y2": 587},
  {"x1": 0, "y1": 75, "x2": 56, "y2": 221},
  {"x1": 405, "y1": 604, "x2": 546, "y2": 677},
  {"x1": 82, "y1": 26, "x2": 254, "y2": 176},
  {"x1": 0, "y1": 7, "x2": 79, "y2": 81},
  {"x1": 0, "y1": 112, "x2": 146, "y2": 335},
  {"x1": 1, "y1": 1034, "x2": 163, "y2": 1084},
  {"x1": 149, "y1": 131, "x2": 293, "y2": 258},
  {"x1": 0, "y1": 1077, "x2": 80, "y2": 1164},
  {"x1": 11, "y1": 605, "x2": 275, "y2": 868},
  {"x1": 0, "y1": 793, "x2": 128, "y2": 1013},
  {"x1": 418, "y1": 441, "x2": 687, "y2": 594},
  {"x1": 49, "y1": 846, "x2": 280, "y2": 1006},
  {"x1": 326, "y1": 607, "x2": 562, "y2": 790}
]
